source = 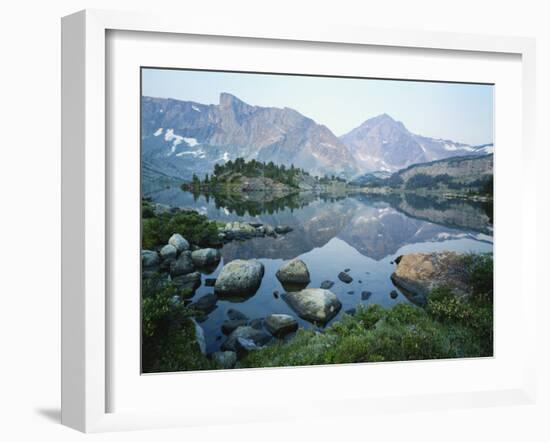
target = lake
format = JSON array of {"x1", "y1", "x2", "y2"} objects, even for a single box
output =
[{"x1": 146, "y1": 188, "x2": 493, "y2": 354}]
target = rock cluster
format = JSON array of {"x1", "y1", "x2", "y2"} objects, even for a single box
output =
[{"x1": 219, "y1": 221, "x2": 291, "y2": 241}]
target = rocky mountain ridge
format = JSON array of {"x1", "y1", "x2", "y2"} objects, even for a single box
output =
[{"x1": 141, "y1": 93, "x2": 493, "y2": 182}]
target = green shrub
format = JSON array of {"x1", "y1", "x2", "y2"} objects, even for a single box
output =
[{"x1": 142, "y1": 279, "x2": 213, "y2": 373}]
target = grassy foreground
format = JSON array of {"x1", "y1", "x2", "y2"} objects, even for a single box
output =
[{"x1": 142, "y1": 253, "x2": 492, "y2": 372}]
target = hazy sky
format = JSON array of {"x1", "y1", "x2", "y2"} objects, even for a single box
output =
[{"x1": 142, "y1": 68, "x2": 493, "y2": 145}]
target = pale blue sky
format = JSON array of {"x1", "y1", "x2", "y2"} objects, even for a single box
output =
[{"x1": 142, "y1": 68, "x2": 493, "y2": 145}]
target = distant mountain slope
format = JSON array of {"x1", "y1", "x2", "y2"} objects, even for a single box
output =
[
  {"x1": 352, "y1": 154, "x2": 493, "y2": 194},
  {"x1": 396, "y1": 153, "x2": 493, "y2": 184},
  {"x1": 340, "y1": 114, "x2": 492, "y2": 172},
  {"x1": 141, "y1": 93, "x2": 358, "y2": 180}
]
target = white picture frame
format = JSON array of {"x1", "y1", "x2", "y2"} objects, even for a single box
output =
[{"x1": 61, "y1": 9, "x2": 537, "y2": 433}]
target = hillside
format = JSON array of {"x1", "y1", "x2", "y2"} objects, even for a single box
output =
[{"x1": 352, "y1": 154, "x2": 493, "y2": 196}]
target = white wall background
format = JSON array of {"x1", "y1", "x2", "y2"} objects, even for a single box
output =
[{"x1": 0, "y1": 1, "x2": 547, "y2": 440}]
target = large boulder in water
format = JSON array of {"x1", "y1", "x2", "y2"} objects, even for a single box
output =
[
  {"x1": 191, "y1": 248, "x2": 221, "y2": 268},
  {"x1": 282, "y1": 288, "x2": 341, "y2": 324},
  {"x1": 276, "y1": 258, "x2": 311, "y2": 285},
  {"x1": 391, "y1": 252, "x2": 472, "y2": 299},
  {"x1": 214, "y1": 260, "x2": 264, "y2": 297}
]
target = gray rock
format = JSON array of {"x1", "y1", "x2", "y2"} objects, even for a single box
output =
[
  {"x1": 168, "y1": 233, "x2": 190, "y2": 253},
  {"x1": 282, "y1": 288, "x2": 342, "y2": 324},
  {"x1": 249, "y1": 318, "x2": 264, "y2": 330},
  {"x1": 191, "y1": 248, "x2": 221, "y2": 268},
  {"x1": 214, "y1": 260, "x2": 264, "y2": 297},
  {"x1": 212, "y1": 351, "x2": 237, "y2": 369},
  {"x1": 390, "y1": 290, "x2": 399, "y2": 299},
  {"x1": 276, "y1": 258, "x2": 311, "y2": 285},
  {"x1": 338, "y1": 272, "x2": 353, "y2": 283},
  {"x1": 142, "y1": 250, "x2": 160, "y2": 268},
  {"x1": 170, "y1": 251, "x2": 195, "y2": 277},
  {"x1": 160, "y1": 244, "x2": 177, "y2": 261},
  {"x1": 227, "y1": 308, "x2": 248, "y2": 321},
  {"x1": 192, "y1": 319, "x2": 206, "y2": 355},
  {"x1": 171, "y1": 271, "x2": 201, "y2": 293},
  {"x1": 221, "y1": 319, "x2": 248, "y2": 335},
  {"x1": 221, "y1": 326, "x2": 272, "y2": 354},
  {"x1": 222, "y1": 221, "x2": 262, "y2": 240},
  {"x1": 320, "y1": 280, "x2": 335, "y2": 289},
  {"x1": 265, "y1": 314, "x2": 298, "y2": 338}
]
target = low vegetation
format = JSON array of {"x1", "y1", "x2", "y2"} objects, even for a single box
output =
[
  {"x1": 142, "y1": 276, "x2": 214, "y2": 373},
  {"x1": 141, "y1": 199, "x2": 220, "y2": 249}
]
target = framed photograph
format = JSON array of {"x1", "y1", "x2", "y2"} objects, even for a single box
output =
[{"x1": 61, "y1": 9, "x2": 538, "y2": 432}]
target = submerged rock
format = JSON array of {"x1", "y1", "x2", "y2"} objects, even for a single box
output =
[
  {"x1": 172, "y1": 272, "x2": 202, "y2": 294},
  {"x1": 168, "y1": 233, "x2": 190, "y2": 253},
  {"x1": 390, "y1": 290, "x2": 399, "y2": 299},
  {"x1": 215, "y1": 259, "x2": 264, "y2": 297},
  {"x1": 227, "y1": 308, "x2": 248, "y2": 321},
  {"x1": 221, "y1": 319, "x2": 248, "y2": 335},
  {"x1": 276, "y1": 258, "x2": 311, "y2": 286},
  {"x1": 391, "y1": 252, "x2": 472, "y2": 298},
  {"x1": 142, "y1": 250, "x2": 160, "y2": 268},
  {"x1": 320, "y1": 280, "x2": 335, "y2": 289},
  {"x1": 282, "y1": 288, "x2": 342, "y2": 324},
  {"x1": 191, "y1": 248, "x2": 221, "y2": 268},
  {"x1": 189, "y1": 293, "x2": 218, "y2": 315},
  {"x1": 212, "y1": 351, "x2": 237, "y2": 369},
  {"x1": 170, "y1": 251, "x2": 195, "y2": 276},
  {"x1": 249, "y1": 318, "x2": 264, "y2": 330},
  {"x1": 265, "y1": 314, "x2": 298, "y2": 338},
  {"x1": 338, "y1": 272, "x2": 353, "y2": 284},
  {"x1": 361, "y1": 290, "x2": 372, "y2": 300}
]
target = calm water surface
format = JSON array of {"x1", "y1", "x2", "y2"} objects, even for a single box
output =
[{"x1": 147, "y1": 188, "x2": 493, "y2": 354}]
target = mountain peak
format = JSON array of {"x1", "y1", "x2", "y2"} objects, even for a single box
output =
[{"x1": 219, "y1": 92, "x2": 245, "y2": 107}]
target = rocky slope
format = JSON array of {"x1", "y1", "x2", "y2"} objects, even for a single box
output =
[
  {"x1": 141, "y1": 93, "x2": 358, "y2": 180},
  {"x1": 341, "y1": 113, "x2": 492, "y2": 172}
]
